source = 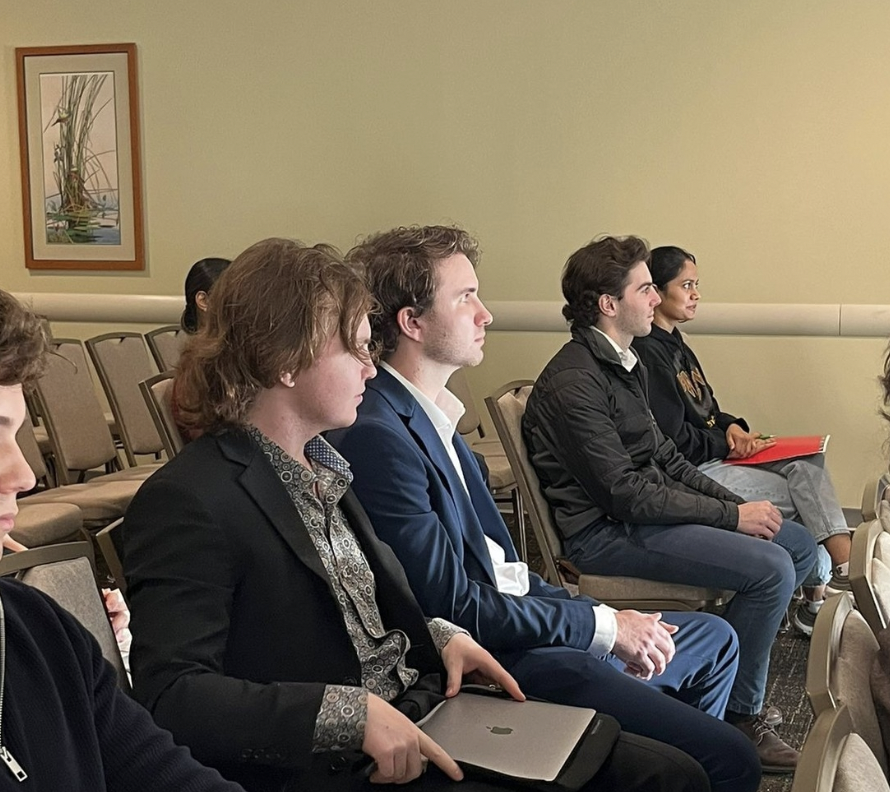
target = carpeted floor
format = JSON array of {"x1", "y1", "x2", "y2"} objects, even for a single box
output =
[{"x1": 504, "y1": 516, "x2": 814, "y2": 792}]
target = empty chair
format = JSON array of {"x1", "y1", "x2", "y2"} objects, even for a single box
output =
[
  {"x1": 807, "y1": 591, "x2": 886, "y2": 774},
  {"x1": 485, "y1": 380, "x2": 730, "y2": 610},
  {"x1": 96, "y1": 518, "x2": 126, "y2": 597},
  {"x1": 0, "y1": 542, "x2": 130, "y2": 692},
  {"x1": 144, "y1": 325, "x2": 184, "y2": 372},
  {"x1": 34, "y1": 338, "x2": 160, "y2": 484},
  {"x1": 791, "y1": 705, "x2": 889, "y2": 792},
  {"x1": 86, "y1": 332, "x2": 165, "y2": 468},
  {"x1": 17, "y1": 405, "x2": 145, "y2": 527},
  {"x1": 11, "y1": 501, "x2": 83, "y2": 548},
  {"x1": 850, "y1": 516, "x2": 890, "y2": 634},
  {"x1": 139, "y1": 372, "x2": 184, "y2": 459},
  {"x1": 447, "y1": 369, "x2": 526, "y2": 560}
]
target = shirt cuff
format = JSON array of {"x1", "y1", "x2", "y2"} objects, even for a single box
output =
[
  {"x1": 588, "y1": 604, "x2": 618, "y2": 657},
  {"x1": 427, "y1": 617, "x2": 469, "y2": 654},
  {"x1": 312, "y1": 685, "x2": 368, "y2": 753}
]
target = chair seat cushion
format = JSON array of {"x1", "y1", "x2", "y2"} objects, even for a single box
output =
[{"x1": 11, "y1": 503, "x2": 83, "y2": 547}]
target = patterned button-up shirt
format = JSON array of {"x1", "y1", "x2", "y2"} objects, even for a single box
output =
[{"x1": 248, "y1": 428, "x2": 463, "y2": 753}]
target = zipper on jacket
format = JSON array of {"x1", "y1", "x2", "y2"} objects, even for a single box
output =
[{"x1": 0, "y1": 596, "x2": 27, "y2": 782}]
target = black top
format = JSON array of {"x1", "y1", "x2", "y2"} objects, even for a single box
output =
[
  {"x1": 0, "y1": 578, "x2": 243, "y2": 792},
  {"x1": 632, "y1": 325, "x2": 748, "y2": 466}
]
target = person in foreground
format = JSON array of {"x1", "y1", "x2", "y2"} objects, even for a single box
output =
[
  {"x1": 523, "y1": 235, "x2": 819, "y2": 774},
  {"x1": 330, "y1": 225, "x2": 761, "y2": 792},
  {"x1": 0, "y1": 289, "x2": 245, "y2": 792},
  {"x1": 632, "y1": 245, "x2": 850, "y2": 635},
  {"x1": 123, "y1": 238, "x2": 707, "y2": 792}
]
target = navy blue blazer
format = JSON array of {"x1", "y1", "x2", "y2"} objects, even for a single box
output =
[{"x1": 329, "y1": 367, "x2": 599, "y2": 654}]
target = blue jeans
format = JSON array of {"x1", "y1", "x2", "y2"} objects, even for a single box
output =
[
  {"x1": 498, "y1": 611, "x2": 760, "y2": 792},
  {"x1": 699, "y1": 453, "x2": 848, "y2": 586},
  {"x1": 565, "y1": 519, "x2": 817, "y2": 715}
]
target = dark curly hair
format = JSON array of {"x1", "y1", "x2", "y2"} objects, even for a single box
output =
[
  {"x1": 561, "y1": 236, "x2": 651, "y2": 327},
  {"x1": 347, "y1": 225, "x2": 479, "y2": 360},
  {"x1": 881, "y1": 343, "x2": 890, "y2": 427},
  {"x1": 0, "y1": 290, "x2": 50, "y2": 390}
]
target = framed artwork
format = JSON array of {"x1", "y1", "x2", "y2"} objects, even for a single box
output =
[{"x1": 16, "y1": 43, "x2": 144, "y2": 271}]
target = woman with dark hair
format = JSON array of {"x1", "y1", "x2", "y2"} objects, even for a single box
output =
[
  {"x1": 181, "y1": 257, "x2": 231, "y2": 334},
  {"x1": 632, "y1": 246, "x2": 849, "y2": 636}
]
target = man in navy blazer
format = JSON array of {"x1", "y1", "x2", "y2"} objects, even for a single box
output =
[{"x1": 330, "y1": 226, "x2": 763, "y2": 792}]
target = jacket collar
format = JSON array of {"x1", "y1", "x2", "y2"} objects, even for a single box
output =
[
  {"x1": 366, "y1": 369, "x2": 505, "y2": 582},
  {"x1": 571, "y1": 324, "x2": 624, "y2": 366}
]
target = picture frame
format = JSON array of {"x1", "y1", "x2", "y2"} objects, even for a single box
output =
[{"x1": 16, "y1": 43, "x2": 145, "y2": 271}]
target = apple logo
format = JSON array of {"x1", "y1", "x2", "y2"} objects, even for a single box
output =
[{"x1": 487, "y1": 726, "x2": 513, "y2": 735}]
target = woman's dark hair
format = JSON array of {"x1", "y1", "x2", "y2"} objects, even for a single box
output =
[
  {"x1": 181, "y1": 257, "x2": 231, "y2": 333},
  {"x1": 649, "y1": 246, "x2": 696, "y2": 291},
  {"x1": 561, "y1": 235, "x2": 650, "y2": 327}
]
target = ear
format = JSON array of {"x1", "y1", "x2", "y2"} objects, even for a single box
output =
[
  {"x1": 598, "y1": 293, "x2": 618, "y2": 318},
  {"x1": 395, "y1": 306, "x2": 424, "y2": 343},
  {"x1": 195, "y1": 291, "x2": 209, "y2": 312},
  {"x1": 280, "y1": 372, "x2": 296, "y2": 388}
]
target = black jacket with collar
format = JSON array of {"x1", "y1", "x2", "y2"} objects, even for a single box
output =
[
  {"x1": 631, "y1": 324, "x2": 748, "y2": 466},
  {"x1": 522, "y1": 325, "x2": 743, "y2": 542},
  {"x1": 123, "y1": 429, "x2": 444, "y2": 792}
]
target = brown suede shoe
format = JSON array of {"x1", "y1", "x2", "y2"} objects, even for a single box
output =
[{"x1": 733, "y1": 713, "x2": 799, "y2": 774}]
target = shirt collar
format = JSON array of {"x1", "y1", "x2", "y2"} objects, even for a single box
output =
[
  {"x1": 380, "y1": 361, "x2": 466, "y2": 437},
  {"x1": 247, "y1": 425, "x2": 353, "y2": 481},
  {"x1": 591, "y1": 326, "x2": 638, "y2": 372}
]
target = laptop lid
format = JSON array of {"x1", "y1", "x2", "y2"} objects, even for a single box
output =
[{"x1": 418, "y1": 693, "x2": 595, "y2": 782}]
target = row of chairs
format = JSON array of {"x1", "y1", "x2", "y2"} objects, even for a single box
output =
[{"x1": 792, "y1": 504, "x2": 890, "y2": 790}]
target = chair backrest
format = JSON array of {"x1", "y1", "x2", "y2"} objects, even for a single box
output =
[
  {"x1": 485, "y1": 380, "x2": 565, "y2": 585},
  {"x1": 144, "y1": 325, "x2": 184, "y2": 372},
  {"x1": 791, "y1": 705, "x2": 890, "y2": 792},
  {"x1": 850, "y1": 517, "x2": 890, "y2": 635},
  {"x1": 0, "y1": 542, "x2": 130, "y2": 692},
  {"x1": 33, "y1": 339, "x2": 118, "y2": 484},
  {"x1": 15, "y1": 419, "x2": 50, "y2": 482},
  {"x1": 807, "y1": 592, "x2": 886, "y2": 774},
  {"x1": 96, "y1": 518, "x2": 126, "y2": 598},
  {"x1": 447, "y1": 369, "x2": 486, "y2": 438},
  {"x1": 86, "y1": 333, "x2": 164, "y2": 466},
  {"x1": 139, "y1": 372, "x2": 184, "y2": 458}
]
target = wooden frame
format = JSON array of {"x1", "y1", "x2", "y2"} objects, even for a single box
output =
[{"x1": 16, "y1": 43, "x2": 144, "y2": 271}]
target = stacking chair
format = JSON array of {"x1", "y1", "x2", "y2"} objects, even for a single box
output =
[
  {"x1": 446, "y1": 370, "x2": 526, "y2": 560},
  {"x1": 139, "y1": 372, "x2": 184, "y2": 459},
  {"x1": 86, "y1": 333, "x2": 165, "y2": 468},
  {"x1": 96, "y1": 518, "x2": 126, "y2": 598},
  {"x1": 17, "y1": 410, "x2": 144, "y2": 527},
  {"x1": 485, "y1": 380, "x2": 731, "y2": 610},
  {"x1": 850, "y1": 516, "x2": 890, "y2": 635},
  {"x1": 807, "y1": 592, "x2": 886, "y2": 774},
  {"x1": 0, "y1": 542, "x2": 130, "y2": 693},
  {"x1": 33, "y1": 339, "x2": 160, "y2": 484},
  {"x1": 11, "y1": 501, "x2": 83, "y2": 548},
  {"x1": 791, "y1": 705, "x2": 889, "y2": 792},
  {"x1": 144, "y1": 325, "x2": 184, "y2": 372}
]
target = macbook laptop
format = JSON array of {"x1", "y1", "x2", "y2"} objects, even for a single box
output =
[{"x1": 418, "y1": 692, "x2": 596, "y2": 782}]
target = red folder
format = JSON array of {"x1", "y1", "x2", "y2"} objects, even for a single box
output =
[{"x1": 726, "y1": 435, "x2": 830, "y2": 466}]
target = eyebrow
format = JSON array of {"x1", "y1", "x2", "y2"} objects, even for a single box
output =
[{"x1": 0, "y1": 416, "x2": 11, "y2": 428}]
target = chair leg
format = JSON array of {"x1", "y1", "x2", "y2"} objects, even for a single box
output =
[{"x1": 511, "y1": 488, "x2": 527, "y2": 563}]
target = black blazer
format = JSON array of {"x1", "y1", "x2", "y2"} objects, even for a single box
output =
[{"x1": 123, "y1": 429, "x2": 443, "y2": 792}]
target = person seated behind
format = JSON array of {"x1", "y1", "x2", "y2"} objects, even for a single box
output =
[
  {"x1": 330, "y1": 225, "x2": 760, "y2": 792},
  {"x1": 522, "y1": 235, "x2": 819, "y2": 774},
  {"x1": 122, "y1": 238, "x2": 708, "y2": 792},
  {"x1": 0, "y1": 289, "x2": 245, "y2": 792},
  {"x1": 631, "y1": 245, "x2": 850, "y2": 635},
  {"x1": 180, "y1": 256, "x2": 231, "y2": 335}
]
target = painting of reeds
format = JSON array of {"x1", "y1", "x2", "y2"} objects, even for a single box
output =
[{"x1": 16, "y1": 43, "x2": 144, "y2": 270}]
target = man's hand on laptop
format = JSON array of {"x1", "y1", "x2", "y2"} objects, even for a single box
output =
[
  {"x1": 441, "y1": 633, "x2": 526, "y2": 701},
  {"x1": 364, "y1": 694, "x2": 463, "y2": 784},
  {"x1": 612, "y1": 611, "x2": 678, "y2": 680},
  {"x1": 736, "y1": 501, "x2": 782, "y2": 540}
]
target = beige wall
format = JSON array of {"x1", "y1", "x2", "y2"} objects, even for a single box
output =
[{"x1": 3, "y1": 1, "x2": 890, "y2": 503}]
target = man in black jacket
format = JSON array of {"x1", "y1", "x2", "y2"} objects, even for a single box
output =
[{"x1": 523, "y1": 236, "x2": 818, "y2": 775}]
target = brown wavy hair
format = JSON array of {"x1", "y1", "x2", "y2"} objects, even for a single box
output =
[
  {"x1": 347, "y1": 225, "x2": 479, "y2": 359},
  {"x1": 175, "y1": 238, "x2": 375, "y2": 432},
  {"x1": 0, "y1": 290, "x2": 50, "y2": 390},
  {"x1": 562, "y1": 235, "x2": 651, "y2": 327}
]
